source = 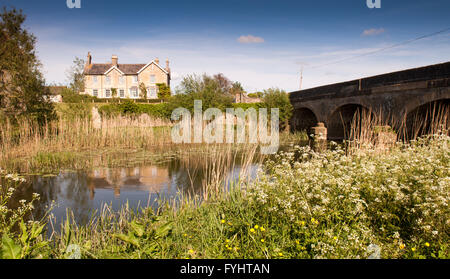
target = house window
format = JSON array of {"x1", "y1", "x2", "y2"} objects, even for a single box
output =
[
  {"x1": 105, "y1": 89, "x2": 111, "y2": 98},
  {"x1": 105, "y1": 76, "x2": 111, "y2": 84},
  {"x1": 119, "y1": 76, "x2": 124, "y2": 84},
  {"x1": 133, "y1": 76, "x2": 138, "y2": 83},
  {"x1": 148, "y1": 86, "x2": 157, "y2": 99},
  {"x1": 130, "y1": 88, "x2": 138, "y2": 98},
  {"x1": 119, "y1": 89, "x2": 125, "y2": 98},
  {"x1": 93, "y1": 76, "x2": 98, "y2": 83},
  {"x1": 93, "y1": 89, "x2": 98, "y2": 97},
  {"x1": 150, "y1": 74, "x2": 156, "y2": 83}
]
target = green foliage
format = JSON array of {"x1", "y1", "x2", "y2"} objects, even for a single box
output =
[
  {"x1": 261, "y1": 88, "x2": 293, "y2": 131},
  {"x1": 247, "y1": 92, "x2": 264, "y2": 98},
  {"x1": 98, "y1": 101, "x2": 171, "y2": 119},
  {"x1": 111, "y1": 88, "x2": 118, "y2": 99},
  {"x1": 1, "y1": 134, "x2": 449, "y2": 259},
  {"x1": 156, "y1": 83, "x2": 171, "y2": 100},
  {"x1": 54, "y1": 102, "x2": 92, "y2": 120},
  {"x1": 0, "y1": 7, "x2": 55, "y2": 125},
  {"x1": 168, "y1": 74, "x2": 234, "y2": 112},
  {"x1": 0, "y1": 175, "x2": 49, "y2": 259},
  {"x1": 139, "y1": 83, "x2": 147, "y2": 100},
  {"x1": 61, "y1": 87, "x2": 98, "y2": 103},
  {"x1": 66, "y1": 57, "x2": 85, "y2": 93},
  {"x1": 232, "y1": 102, "x2": 264, "y2": 111}
]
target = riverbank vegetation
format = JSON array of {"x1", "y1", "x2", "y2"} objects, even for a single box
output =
[{"x1": 1, "y1": 132, "x2": 448, "y2": 259}]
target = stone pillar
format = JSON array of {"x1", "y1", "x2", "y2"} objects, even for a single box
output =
[{"x1": 311, "y1": 122, "x2": 327, "y2": 151}]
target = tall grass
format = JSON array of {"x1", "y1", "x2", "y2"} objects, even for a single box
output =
[
  {"x1": 344, "y1": 102, "x2": 449, "y2": 153},
  {"x1": 0, "y1": 115, "x2": 173, "y2": 172}
]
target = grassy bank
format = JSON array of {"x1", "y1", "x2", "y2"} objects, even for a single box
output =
[{"x1": 1, "y1": 133, "x2": 448, "y2": 259}]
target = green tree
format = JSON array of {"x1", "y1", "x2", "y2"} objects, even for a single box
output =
[
  {"x1": 169, "y1": 73, "x2": 233, "y2": 112},
  {"x1": 230, "y1": 81, "x2": 245, "y2": 95},
  {"x1": 262, "y1": 88, "x2": 293, "y2": 131},
  {"x1": 156, "y1": 83, "x2": 171, "y2": 100},
  {"x1": 0, "y1": 7, "x2": 55, "y2": 124},
  {"x1": 139, "y1": 82, "x2": 147, "y2": 100},
  {"x1": 111, "y1": 88, "x2": 117, "y2": 98},
  {"x1": 66, "y1": 57, "x2": 85, "y2": 94}
]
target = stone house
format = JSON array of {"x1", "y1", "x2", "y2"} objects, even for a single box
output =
[{"x1": 82, "y1": 52, "x2": 171, "y2": 99}]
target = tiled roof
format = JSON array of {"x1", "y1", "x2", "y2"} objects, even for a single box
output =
[{"x1": 84, "y1": 63, "x2": 146, "y2": 75}]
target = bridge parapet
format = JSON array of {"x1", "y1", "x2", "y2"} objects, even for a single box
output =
[
  {"x1": 289, "y1": 61, "x2": 450, "y2": 140},
  {"x1": 290, "y1": 61, "x2": 450, "y2": 102}
]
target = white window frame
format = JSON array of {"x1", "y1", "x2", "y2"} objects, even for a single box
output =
[
  {"x1": 150, "y1": 74, "x2": 156, "y2": 84},
  {"x1": 148, "y1": 86, "x2": 157, "y2": 99},
  {"x1": 119, "y1": 89, "x2": 125, "y2": 98},
  {"x1": 130, "y1": 88, "x2": 138, "y2": 98},
  {"x1": 93, "y1": 76, "x2": 98, "y2": 83},
  {"x1": 105, "y1": 89, "x2": 111, "y2": 98},
  {"x1": 93, "y1": 89, "x2": 98, "y2": 97},
  {"x1": 132, "y1": 76, "x2": 138, "y2": 83}
]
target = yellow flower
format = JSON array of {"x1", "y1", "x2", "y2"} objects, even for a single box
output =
[
  {"x1": 183, "y1": 233, "x2": 187, "y2": 237},
  {"x1": 188, "y1": 249, "x2": 194, "y2": 254},
  {"x1": 261, "y1": 239, "x2": 265, "y2": 243},
  {"x1": 226, "y1": 239, "x2": 230, "y2": 243},
  {"x1": 221, "y1": 219, "x2": 226, "y2": 224},
  {"x1": 278, "y1": 252, "x2": 283, "y2": 256},
  {"x1": 333, "y1": 236, "x2": 338, "y2": 240},
  {"x1": 295, "y1": 240, "x2": 300, "y2": 245},
  {"x1": 411, "y1": 247, "x2": 416, "y2": 252},
  {"x1": 399, "y1": 244, "x2": 405, "y2": 250},
  {"x1": 254, "y1": 225, "x2": 259, "y2": 229},
  {"x1": 227, "y1": 222, "x2": 232, "y2": 226},
  {"x1": 300, "y1": 221, "x2": 305, "y2": 226},
  {"x1": 250, "y1": 228, "x2": 255, "y2": 233},
  {"x1": 425, "y1": 242, "x2": 430, "y2": 247},
  {"x1": 311, "y1": 218, "x2": 315, "y2": 223},
  {"x1": 260, "y1": 227, "x2": 266, "y2": 232}
]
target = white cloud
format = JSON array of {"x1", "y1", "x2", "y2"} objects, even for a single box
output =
[
  {"x1": 362, "y1": 28, "x2": 385, "y2": 36},
  {"x1": 237, "y1": 35, "x2": 264, "y2": 44}
]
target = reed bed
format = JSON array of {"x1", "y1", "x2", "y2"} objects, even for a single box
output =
[
  {"x1": 344, "y1": 102, "x2": 449, "y2": 154},
  {"x1": 0, "y1": 115, "x2": 173, "y2": 172}
]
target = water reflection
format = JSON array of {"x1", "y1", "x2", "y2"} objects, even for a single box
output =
[{"x1": 7, "y1": 157, "x2": 258, "y2": 229}]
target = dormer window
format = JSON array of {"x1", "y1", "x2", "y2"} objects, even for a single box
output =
[
  {"x1": 105, "y1": 76, "x2": 111, "y2": 84},
  {"x1": 133, "y1": 76, "x2": 138, "y2": 83},
  {"x1": 150, "y1": 74, "x2": 156, "y2": 84},
  {"x1": 93, "y1": 76, "x2": 98, "y2": 83}
]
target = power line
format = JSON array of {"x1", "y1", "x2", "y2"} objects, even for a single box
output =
[{"x1": 307, "y1": 27, "x2": 450, "y2": 70}]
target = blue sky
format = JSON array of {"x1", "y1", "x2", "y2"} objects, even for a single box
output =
[{"x1": 2, "y1": 0, "x2": 450, "y2": 92}]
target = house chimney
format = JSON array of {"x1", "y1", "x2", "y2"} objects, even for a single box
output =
[
  {"x1": 85, "y1": 52, "x2": 92, "y2": 69},
  {"x1": 155, "y1": 57, "x2": 160, "y2": 65},
  {"x1": 165, "y1": 59, "x2": 170, "y2": 73},
  {"x1": 112, "y1": 55, "x2": 118, "y2": 66}
]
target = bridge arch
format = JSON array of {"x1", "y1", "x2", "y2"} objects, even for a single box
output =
[
  {"x1": 290, "y1": 107, "x2": 318, "y2": 133},
  {"x1": 403, "y1": 98, "x2": 449, "y2": 140},
  {"x1": 327, "y1": 103, "x2": 374, "y2": 140}
]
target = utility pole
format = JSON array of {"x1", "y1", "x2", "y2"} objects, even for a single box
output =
[{"x1": 299, "y1": 66, "x2": 303, "y2": 90}]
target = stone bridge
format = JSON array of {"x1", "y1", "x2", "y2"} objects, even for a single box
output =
[{"x1": 289, "y1": 61, "x2": 450, "y2": 140}]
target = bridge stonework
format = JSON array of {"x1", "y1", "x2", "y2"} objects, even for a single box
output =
[{"x1": 289, "y1": 61, "x2": 450, "y2": 140}]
